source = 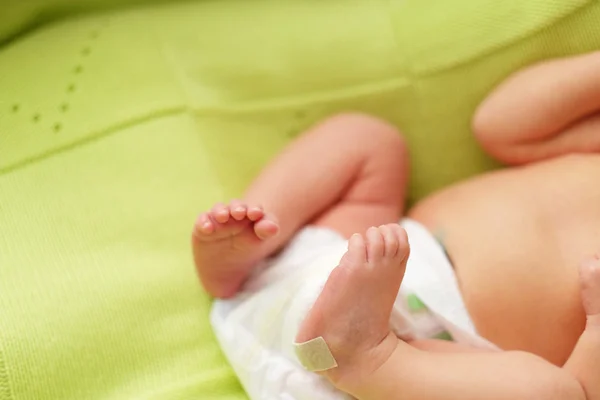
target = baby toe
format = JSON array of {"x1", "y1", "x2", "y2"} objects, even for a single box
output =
[
  {"x1": 229, "y1": 200, "x2": 247, "y2": 221},
  {"x1": 247, "y1": 205, "x2": 265, "y2": 221},
  {"x1": 379, "y1": 224, "x2": 399, "y2": 257},
  {"x1": 391, "y1": 224, "x2": 410, "y2": 261},
  {"x1": 346, "y1": 233, "x2": 367, "y2": 265},
  {"x1": 365, "y1": 227, "x2": 384, "y2": 264},
  {"x1": 194, "y1": 213, "x2": 214, "y2": 235},
  {"x1": 211, "y1": 203, "x2": 230, "y2": 223}
]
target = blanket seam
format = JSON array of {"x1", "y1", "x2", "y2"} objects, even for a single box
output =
[{"x1": 0, "y1": 107, "x2": 184, "y2": 177}]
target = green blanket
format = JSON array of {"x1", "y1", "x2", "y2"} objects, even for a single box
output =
[{"x1": 1, "y1": 0, "x2": 599, "y2": 398}]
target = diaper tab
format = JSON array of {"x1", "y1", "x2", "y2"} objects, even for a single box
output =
[{"x1": 294, "y1": 337, "x2": 338, "y2": 372}]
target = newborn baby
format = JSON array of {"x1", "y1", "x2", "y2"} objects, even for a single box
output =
[{"x1": 193, "y1": 52, "x2": 600, "y2": 400}]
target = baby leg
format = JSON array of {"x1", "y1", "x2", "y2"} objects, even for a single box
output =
[
  {"x1": 564, "y1": 256, "x2": 600, "y2": 399},
  {"x1": 473, "y1": 51, "x2": 600, "y2": 165},
  {"x1": 296, "y1": 226, "x2": 586, "y2": 400},
  {"x1": 193, "y1": 113, "x2": 408, "y2": 298}
]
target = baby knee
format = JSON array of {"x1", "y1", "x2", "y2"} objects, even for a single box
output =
[{"x1": 321, "y1": 113, "x2": 407, "y2": 156}]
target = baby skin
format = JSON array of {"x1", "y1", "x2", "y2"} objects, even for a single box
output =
[{"x1": 193, "y1": 52, "x2": 600, "y2": 399}]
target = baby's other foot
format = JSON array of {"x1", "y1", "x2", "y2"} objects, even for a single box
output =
[
  {"x1": 580, "y1": 254, "x2": 600, "y2": 329},
  {"x1": 295, "y1": 224, "x2": 409, "y2": 395},
  {"x1": 192, "y1": 200, "x2": 279, "y2": 298}
]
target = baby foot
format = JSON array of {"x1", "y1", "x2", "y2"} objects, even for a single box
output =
[
  {"x1": 192, "y1": 200, "x2": 279, "y2": 298},
  {"x1": 295, "y1": 224, "x2": 410, "y2": 394},
  {"x1": 579, "y1": 254, "x2": 600, "y2": 329}
]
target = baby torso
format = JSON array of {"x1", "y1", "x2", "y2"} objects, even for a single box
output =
[{"x1": 409, "y1": 154, "x2": 600, "y2": 365}]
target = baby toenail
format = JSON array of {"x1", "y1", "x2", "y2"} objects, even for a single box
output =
[{"x1": 234, "y1": 207, "x2": 245, "y2": 213}]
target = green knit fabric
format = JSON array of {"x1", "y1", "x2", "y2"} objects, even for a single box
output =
[{"x1": 1, "y1": 0, "x2": 599, "y2": 399}]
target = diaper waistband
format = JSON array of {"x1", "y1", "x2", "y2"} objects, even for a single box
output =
[{"x1": 399, "y1": 219, "x2": 498, "y2": 350}]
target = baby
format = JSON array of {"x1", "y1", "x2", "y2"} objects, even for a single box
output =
[{"x1": 193, "y1": 52, "x2": 600, "y2": 400}]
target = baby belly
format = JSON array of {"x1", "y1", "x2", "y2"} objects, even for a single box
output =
[
  {"x1": 409, "y1": 192, "x2": 593, "y2": 364},
  {"x1": 408, "y1": 156, "x2": 600, "y2": 364},
  {"x1": 446, "y1": 221, "x2": 586, "y2": 366}
]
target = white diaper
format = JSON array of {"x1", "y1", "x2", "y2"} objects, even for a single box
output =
[{"x1": 210, "y1": 218, "x2": 497, "y2": 400}]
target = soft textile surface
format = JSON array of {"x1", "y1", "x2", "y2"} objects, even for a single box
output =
[{"x1": 1, "y1": 0, "x2": 599, "y2": 399}]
